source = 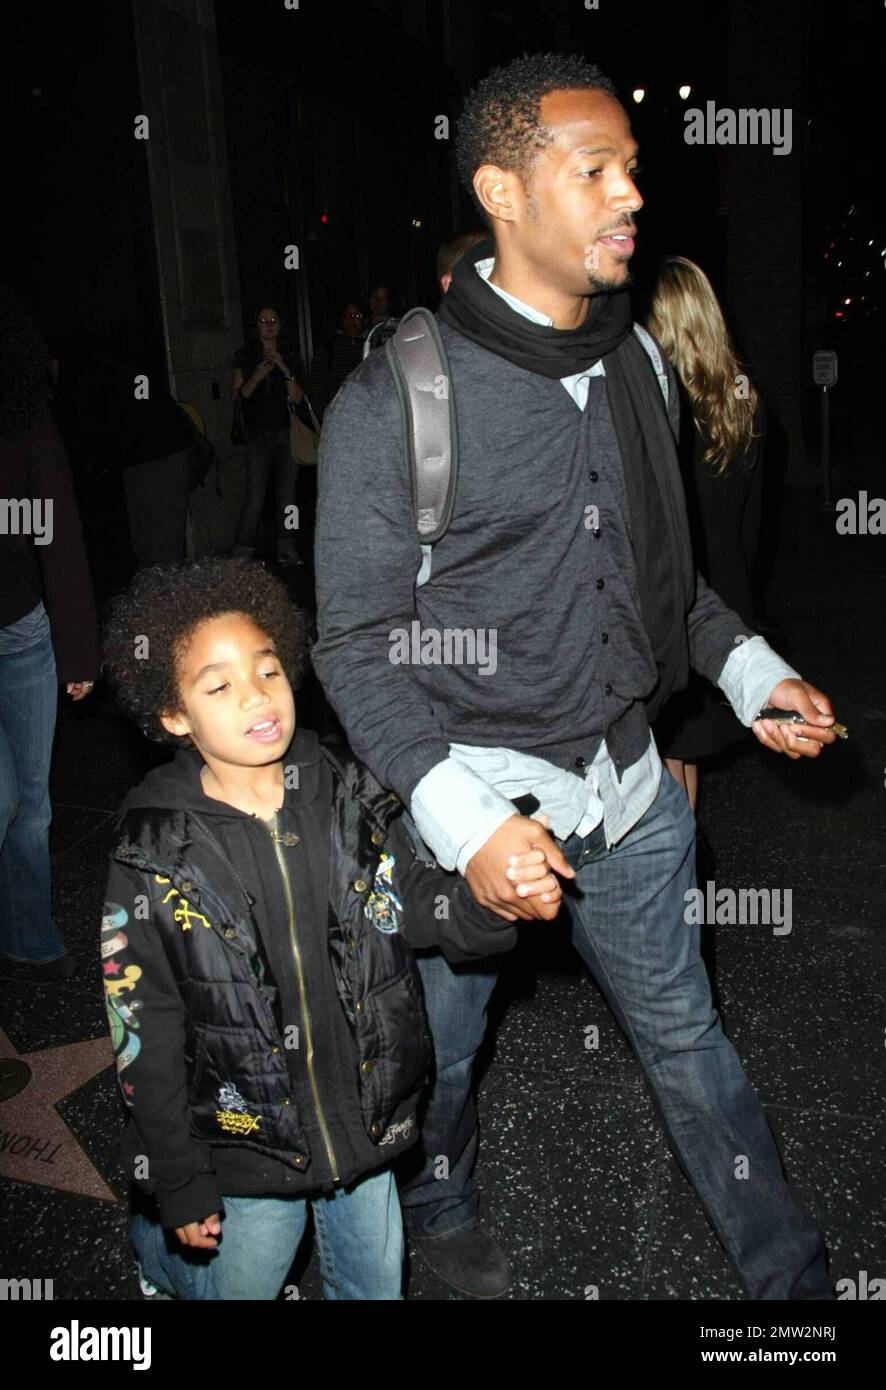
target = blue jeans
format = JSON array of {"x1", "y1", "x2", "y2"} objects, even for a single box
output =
[
  {"x1": 0, "y1": 635, "x2": 64, "y2": 963},
  {"x1": 235, "y1": 428, "x2": 300, "y2": 560},
  {"x1": 560, "y1": 769, "x2": 832, "y2": 1300},
  {"x1": 131, "y1": 1168, "x2": 403, "y2": 1300},
  {"x1": 399, "y1": 950, "x2": 501, "y2": 1240}
]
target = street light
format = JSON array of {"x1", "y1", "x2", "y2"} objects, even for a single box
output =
[
  {"x1": 678, "y1": 84, "x2": 692, "y2": 99},
  {"x1": 632, "y1": 88, "x2": 645, "y2": 104}
]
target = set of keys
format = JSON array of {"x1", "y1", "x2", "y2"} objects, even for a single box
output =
[{"x1": 754, "y1": 708, "x2": 848, "y2": 741}]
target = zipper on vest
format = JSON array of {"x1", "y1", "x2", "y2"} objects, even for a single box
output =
[{"x1": 264, "y1": 812, "x2": 339, "y2": 1185}]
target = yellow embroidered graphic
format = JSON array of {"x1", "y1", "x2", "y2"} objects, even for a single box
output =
[
  {"x1": 153, "y1": 874, "x2": 213, "y2": 931},
  {"x1": 216, "y1": 1109, "x2": 261, "y2": 1136},
  {"x1": 105, "y1": 965, "x2": 142, "y2": 997}
]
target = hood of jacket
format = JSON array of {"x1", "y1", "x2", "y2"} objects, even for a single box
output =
[
  {"x1": 114, "y1": 727, "x2": 403, "y2": 901},
  {"x1": 118, "y1": 725, "x2": 323, "y2": 819}
]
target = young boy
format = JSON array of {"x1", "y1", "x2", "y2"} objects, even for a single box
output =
[{"x1": 101, "y1": 557, "x2": 562, "y2": 1300}]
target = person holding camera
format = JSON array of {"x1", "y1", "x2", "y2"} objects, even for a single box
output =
[{"x1": 232, "y1": 305, "x2": 306, "y2": 568}]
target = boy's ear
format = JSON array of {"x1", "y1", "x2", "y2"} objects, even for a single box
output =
[{"x1": 160, "y1": 708, "x2": 191, "y2": 739}]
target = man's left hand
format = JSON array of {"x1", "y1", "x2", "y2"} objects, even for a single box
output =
[{"x1": 752, "y1": 678, "x2": 837, "y2": 760}]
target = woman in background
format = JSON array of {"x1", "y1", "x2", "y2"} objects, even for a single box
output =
[
  {"x1": 647, "y1": 257, "x2": 766, "y2": 816},
  {"x1": 0, "y1": 287, "x2": 100, "y2": 980},
  {"x1": 232, "y1": 305, "x2": 307, "y2": 567}
]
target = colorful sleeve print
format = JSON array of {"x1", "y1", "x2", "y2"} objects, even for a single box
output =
[{"x1": 101, "y1": 902, "x2": 142, "y2": 1103}]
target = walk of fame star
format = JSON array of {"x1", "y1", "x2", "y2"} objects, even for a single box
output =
[{"x1": 0, "y1": 1026, "x2": 118, "y2": 1202}]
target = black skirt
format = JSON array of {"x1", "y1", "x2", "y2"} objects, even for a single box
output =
[{"x1": 655, "y1": 393, "x2": 765, "y2": 763}]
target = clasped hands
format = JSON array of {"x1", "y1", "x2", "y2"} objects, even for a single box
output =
[
  {"x1": 465, "y1": 812, "x2": 575, "y2": 925},
  {"x1": 465, "y1": 679, "x2": 840, "y2": 925}
]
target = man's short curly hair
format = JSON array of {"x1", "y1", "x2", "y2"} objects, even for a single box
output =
[
  {"x1": 103, "y1": 557, "x2": 310, "y2": 744},
  {"x1": 455, "y1": 52, "x2": 618, "y2": 220}
]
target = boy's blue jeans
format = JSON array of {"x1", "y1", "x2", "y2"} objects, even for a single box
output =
[
  {"x1": 132, "y1": 1168, "x2": 403, "y2": 1299},
  {"x1": 405, "y1": 770, "x2": 833, "y2": 1299}
]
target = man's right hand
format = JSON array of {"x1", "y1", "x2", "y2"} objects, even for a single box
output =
[
  {"x1": 175, "y1": 1213, "x2": 222, "y2": 1249},
  {"x1": 464, "y1": 814, "x2": 575, "y2": 923}
]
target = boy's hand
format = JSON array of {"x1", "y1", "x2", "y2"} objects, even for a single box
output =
[
  {"x1": 465, "y1": 814, "x2": 575, "y2": 923},
  {"x1": 175, "y1": 1213, "x2": 221, "y2": 1249},
  {"x1": 504, "y1": 814, "x2": 564, "y2": 911},
  {"x1": 66, "y1": 680, "x2": 94, "y2": 701}
]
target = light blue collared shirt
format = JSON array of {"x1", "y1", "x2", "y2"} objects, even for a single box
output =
[{"x1": 409, "y1": 259, "x2": 800, "y2": 873}]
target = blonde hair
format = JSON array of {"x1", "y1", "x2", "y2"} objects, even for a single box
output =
[{"x1": 646, "y1": 256, "x2": 760, "y2": 474}]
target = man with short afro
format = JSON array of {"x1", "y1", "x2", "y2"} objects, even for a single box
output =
[
  {"x1": 455, "y1": 52, "x2": 617, "y2": 223},
  {"x1": 314, "y1": 50, "x2": 839, "y2": 1302}
]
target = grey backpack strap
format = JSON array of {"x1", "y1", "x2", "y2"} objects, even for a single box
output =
[
  {"x1": 386, "y1": 307, "x2": 459, "y2": 545},
  {"x1": 633, "y1": 322, "x2": 680, "y2": 440},
  {"x1": 632, "y1": 323, "x2": 669, "y2": 410}
]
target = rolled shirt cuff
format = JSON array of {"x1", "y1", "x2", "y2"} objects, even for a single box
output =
[
  {"x1": 410, "y1": 756, "x2": 517, "y2": 873},
  {"x1": 717, "y1": 634, "x2": 803, "y2": 727}
]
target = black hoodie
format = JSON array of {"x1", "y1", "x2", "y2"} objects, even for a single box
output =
[{"x1": 102, "y1": 727, "x2": 515, "y2": 1228}]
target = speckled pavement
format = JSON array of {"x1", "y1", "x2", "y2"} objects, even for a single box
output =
[{"x1": 1, "y1": 473, "x2": 883, "y2": 1302}]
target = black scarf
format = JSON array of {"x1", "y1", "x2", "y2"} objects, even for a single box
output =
[{"x1": 438, "y1": 238, "x2": 695, "y2": 720}]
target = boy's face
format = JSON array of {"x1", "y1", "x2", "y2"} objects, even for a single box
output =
[{"x1": 160, "y1": 613, "x2": 296, "y2": 769}]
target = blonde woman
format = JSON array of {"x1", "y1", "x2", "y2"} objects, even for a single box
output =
[{"x1": 647, "y1": 257, "x2": 765, "y2": 815}]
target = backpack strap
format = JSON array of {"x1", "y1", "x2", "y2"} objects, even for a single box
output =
[
  {"x1": 632, "y1": 323, "x2": 669, "y2": 410},
  {"x1": 386, "y1": 307, "x2": 459, "y2": 546},
  {"x1": 386, "y1": 313, "x2": 670, "y2": 575}
]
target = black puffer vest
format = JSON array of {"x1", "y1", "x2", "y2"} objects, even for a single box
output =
[{"x1": 105, "y1": 729, "x2": 437, "y2": 1221}]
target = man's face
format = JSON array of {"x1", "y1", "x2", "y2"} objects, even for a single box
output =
[
  {"x1": 511, "y1": 88, "x2": 643, "y2": 295},
  {"x1": 161, "y1": 613, "x2": 296, "y2": 770}
]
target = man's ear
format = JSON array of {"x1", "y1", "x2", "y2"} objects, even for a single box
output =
[
  {"x1": 472, "y1": 165, "x2": 519, "y2": 226},
  {"x1": 160, "y1": 708, "x2": 191, "y2": 739}
]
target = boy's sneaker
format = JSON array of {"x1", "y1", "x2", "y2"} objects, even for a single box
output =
[{"x1": 138, "y1": 1270, "x2": 174, "y2": 1300}]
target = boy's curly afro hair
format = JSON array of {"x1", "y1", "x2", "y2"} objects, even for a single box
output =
[
  {"x1": 102, "y1": 557, "x2": 310, "y2": 745},
  {"x1": 455, "y1": 52, "x2": 618, "y2": 220}
]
